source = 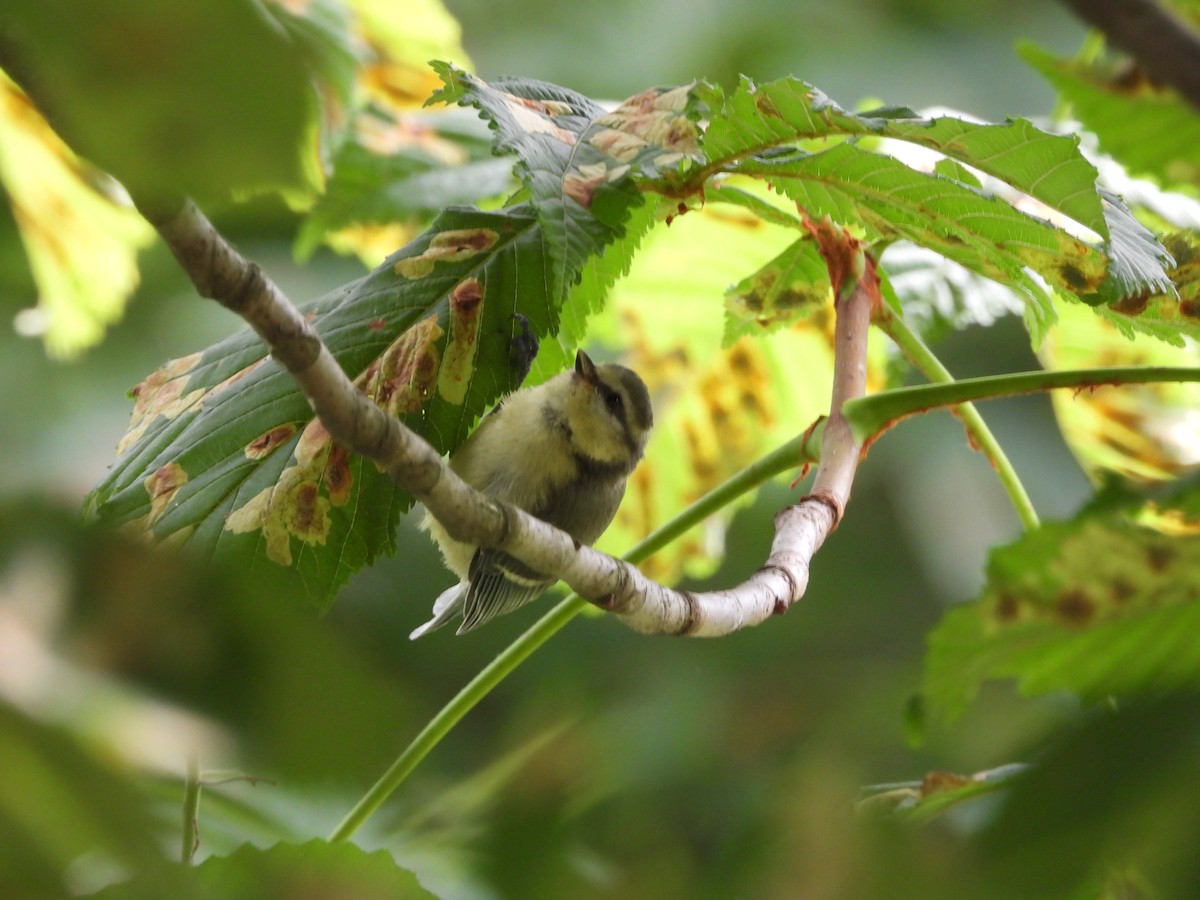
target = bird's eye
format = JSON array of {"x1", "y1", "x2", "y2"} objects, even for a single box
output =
[{"x1": 603, "y1": 389, "x2": 624, "y2": 415}]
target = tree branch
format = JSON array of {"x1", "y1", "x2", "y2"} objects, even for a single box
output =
[
  {"x1": 141, "y1": 198, "x2": 871, "y2": 637},
  {"x1": 1057, "y1": 0, "x2": 1200, "y2": 113}
]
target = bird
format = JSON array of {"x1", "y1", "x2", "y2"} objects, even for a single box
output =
[{"x1": 411, "y1": 349, "x2": 653, "y2": 638}]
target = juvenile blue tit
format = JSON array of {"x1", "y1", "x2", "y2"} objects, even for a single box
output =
[{"x1": 411, "y1": 350, "x2": 653, "y2": 638}]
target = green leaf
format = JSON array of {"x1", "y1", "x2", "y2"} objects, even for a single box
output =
[
  {"x1": 93, "y1": 840, "x2": 435, "y2": 900},
  {"x1": 723, "y1": 236, "x2": 831, "y2": 345},
  {"x1": 86, "y1": 205, "x2": 554, "y2": 609},
  {"x1": 1021, "y1": 41, "x2": 1200, "y2": 187},
  {"x1": 430, "y1": 63, "x2": 700, "y2": 297},
  {"x1": 0, "y1": 701, "x2": 177, "y2": 899},
  {"x1": 700, "y1": 76, "x2": 1109, "y2": 238},
  {"x1": 922, "y1": 493, "x2": 1200, "y2": 725},
  {"x1": 3, "y1": 0, "x2": 325, "y2": 203},
  {"x1": 295, "y1": 107, "x2": 517, "y2": 260},
  {"x1": 526, "y1": 196, "x2": 660, "y2": 383}
]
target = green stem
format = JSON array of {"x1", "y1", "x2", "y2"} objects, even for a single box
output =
[
  {"x1": 328, "y1": 428, "x2": 823, "y2": 842},
  {"x1": 844, "y1": 366, "x2": 1200, "y2": 443},
  {"x1": 181, "y1": 754, "x2": 201, "y2": 864},
  {"x1": 878, "y1": 313, "x2": 1040, "y2": 531}
]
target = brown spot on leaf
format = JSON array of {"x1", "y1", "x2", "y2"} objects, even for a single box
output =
[
  {"x1": 993, "y1": 591, "x2": 1022, "y2": 623},
  {"x1": 325, "y1": 443, "x2": 352, "y2": 506},
  {"x1": 394, "y1": 229, "x2": 500, "y2": 279},
  {"x1": 1180, "y1": 298, "x2": 1200, "y2": 319},
  {"x1": 144, "y1": 463, "x2": 188, "y2": 526},
  {"x1": 286, "y1": 480, "x2": 331, "y2": 545},
  {"x1": 1111, "y1": 291, "x2": 1151, "y2": 316},
  {"x1": 1110, "y1": 578, "x2": 1136, "y2": 606},
  {"x1": 1055, "y1": 589, "x2": 1095, "y2": 625},
  {"x1": 563, "y1": 167, "x2": 607, "y2": 208},
  {"x1": 295, "y1": 418, "x2": 332, "y2": 464},
  {"x1": 919, "y1": 771, "x2": 972, "y2": 798},
  {"x1": 369, "y1": 317, "x2": 387, "y2": 331},
  {"x1": 754, "y1": 92, "x2": 783, "y2": 120},
  {"x1": 438, "y1": 278, "x2": 485, "y2": 405},
  {"x1": 246, "y1": 424, "x2": 298, "y2": 460},
  {"x1": 1056, "y1": 263, "x2": 1096, "y2": 293},
  {"x1": 365, "y1": 314, "x2": 444, "y2": 415},
  {"x1": 1146, "y1": 542, "x2": 1174, "y2": 572}
]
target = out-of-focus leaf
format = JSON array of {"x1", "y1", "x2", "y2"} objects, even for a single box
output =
[
  {"x1": 975, "y1": 695, "x2": 1200, "y2": 899},
  {"x1": 296, "y1": 106, "x2": 517, "y2": 262},
  {"x1": 723, "y1": 237, "x2": 831, "y2": 344},
  {"x1": 1043, "y1": 298, "x2": 1200, "y2": 483},
  {"x1": 0, "y1": 702, "x2": 178, "y2": 900},
  {"x1": 856, "y1": 763, "x2": 1028, "y2": 822},
  {"x1": 1021, "y1": 41, "x2": 1200, "y2": 187},
  {"x1": 86, "y1": 205, "x2": 555, "y2": 609},
  {"x1": 93, "y1": 840, "x2": 434, "y2": 900},
  {"x1": 431, "y1": 63, "x2": 703, "y2": 296},
  {"x1": 922, "y1": 485, "x2": 1200, "y2": 724},
  {"x1": 0, "y1": 75, "x2": 154, "y2": 358},
  {"x1": 3, "y1": 0, "x2": 324, "y2": 203},
  {"x1": 294, "y1": 0, "x2": 483, "y2": 261}
]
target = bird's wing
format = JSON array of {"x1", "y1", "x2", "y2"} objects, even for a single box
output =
[{"x1": 457, "y1": 550, "x2": 550, "y2": 633}]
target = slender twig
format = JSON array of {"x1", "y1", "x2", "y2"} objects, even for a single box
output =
[
  {"x1": 878, "y1": 312, "x2": 1040, "y2": 531},
  {"x1": 1056, "y1": 0, "x2": 1200, "y2": 114},
  {"x1": 329, "y1": 427, "x2": 824, "y2": 842},
  {"x1": 138, "y1": 198, "x2": 870, "y2": 636},
  {"x1": 181, "y1": 754, "x2": 201, "y2": 864}
]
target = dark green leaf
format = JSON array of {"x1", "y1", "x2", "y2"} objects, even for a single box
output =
[
  {"x1": 3, "y1": 0, "x2": 325, "y2": 202},
  {"x1": 93, "y1": 840, "x2": 435, "y2": 900},
  {"x1": 86, "y1": 205, "x2": 553, "y2": 609}
]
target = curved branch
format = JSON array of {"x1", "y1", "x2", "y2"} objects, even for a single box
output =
[{"x1": 142, "y1": 198, "x2": 871, "y2": 637}]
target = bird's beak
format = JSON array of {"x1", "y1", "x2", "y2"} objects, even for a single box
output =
[{"x1": 574, "y1": 350, "x2": 599, "y2": 386}]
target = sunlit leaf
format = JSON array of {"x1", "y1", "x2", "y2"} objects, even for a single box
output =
[
  {"x1": 86, "y1": 206, "x2": 556, "y2": 608},
  {"x1": 1042, "y1": 298, "x2": 1200, "y2": 483},
  {"x1": 0, "y1": 75, "x2": 154, "y2": 358}
]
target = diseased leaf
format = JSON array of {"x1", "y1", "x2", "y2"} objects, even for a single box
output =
[
  {"x1": 430, "y1": 63, "x2": 702, "y2": 297},
  {"x1": 700, "y1": 76, "x2": 1109, "y2": 238},
  {"x1": 1042, "y1": 298, "x2": 1200, "y2": 483},
  {"x1": 723, "y1": 236, "x2": 832, "y2": 345},
  {"x1": 87, "y1": 206, "x2": 555, "y2": 608},
  {"x1": 922, "y1": 487, "x2": 1200, "y2": 724}
]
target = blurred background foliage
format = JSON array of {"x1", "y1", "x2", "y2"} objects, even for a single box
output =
[{"x1": 4, "y1": 0, "x2": 1200, "y2": 897}]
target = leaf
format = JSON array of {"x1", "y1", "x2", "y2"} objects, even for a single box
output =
[
  {"x1": 1020, "y1": 41, "x2": 1200, "y2": 187},
  {"x1": 723, "y1": 236, "x2": 832, "y2": 345},
  {"x1": 0, "y1": 75, "x2": 154, "y2": 358},
  {"x1": 93, "y1": 840, "x2": 435, "y2": 900},
  {"x1": 856, "y1": 764, "x2": 1028, "y2": 822},
  {"x1": 295, "y1": 106, "x2": 518, "y2": 262},
  {"x1": 526, "y1": 196, "x2": 660, "y2": 384},
  {"x1": 922, "y1": 490, "x2": 1200, "y2": 725},
  {"x1": 430, "y1": 63, "x2": 702, "y2": 297},
  {"x1": 3, "y1": 0, "x2": 326, "y2": 203},
  {"x1": 700, "y1": 76, "x2": 1109, "y2": 238},
  {"x1": 699, "y1": 75, "x2": 1176, "y2": 341},
  {"x1": 0, "y1": 701, "x2": 178, "y2": 899},
  {"x1": 86, "y1": 205, "x2": 555, "y2": 609},
  {"x1": 1041, "y1": 297, "x2": 1200, "y2": 483}
]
